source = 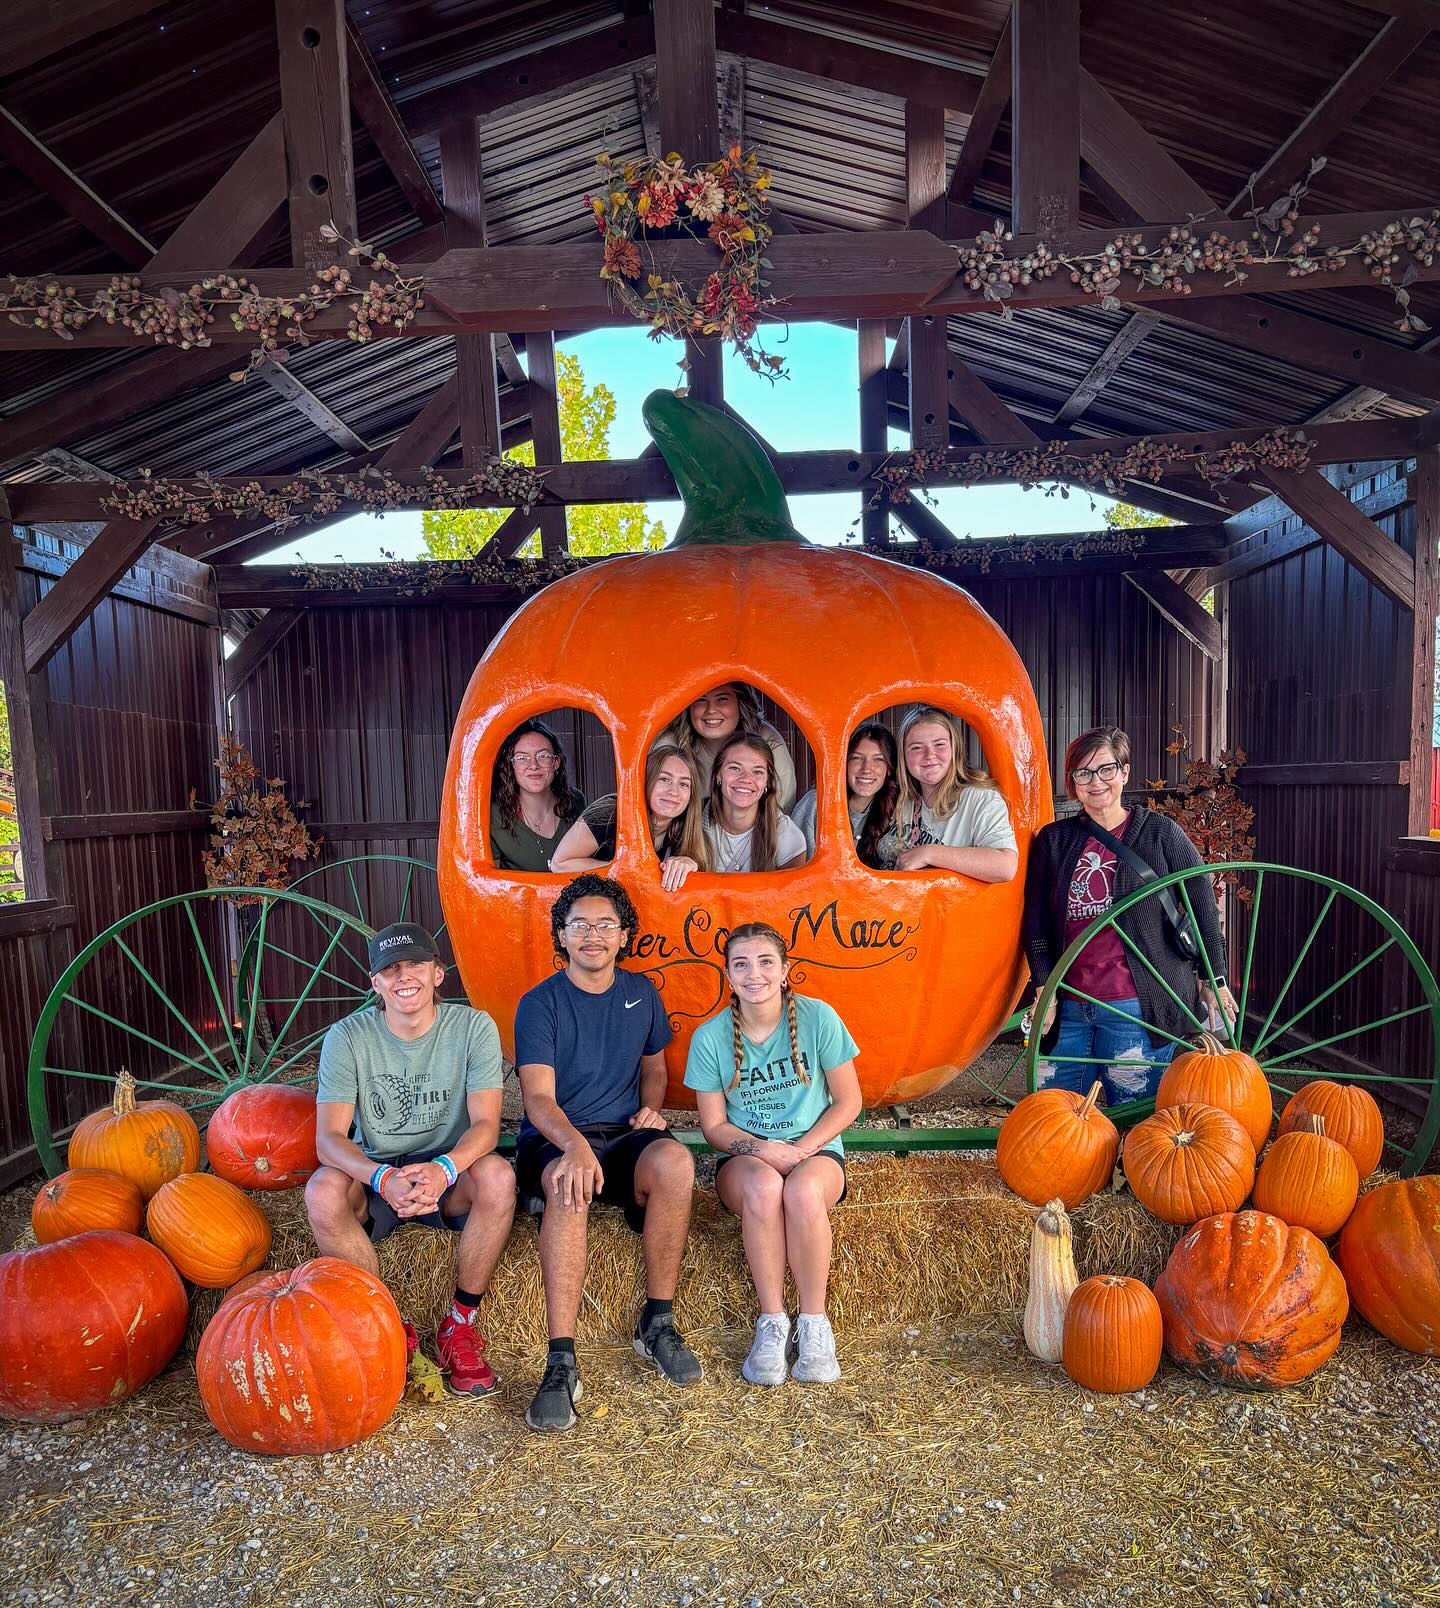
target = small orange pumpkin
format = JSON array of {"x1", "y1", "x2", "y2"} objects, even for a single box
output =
[
  {"x1": 1277, "y1": 1081, "x2": 1384, "y2": 1178},
  {"x1": 31, "y1": 1168, "x2": 144, "y2": 1244},
  {"x1": 1062, "y1": 1275, "x2": 1163, "y2": 1393},
  {"x1": 1156, "y1": 1034, "x2": 1272, "y2": 1153},
  {"x1": 1155, "y1": 1209, "x2": 1348, "y2": 1389},
  {"x1": 146, "y1": 1172, "x2": 272, "y2": 1288},
  {"x1": 1336, "y1": 1175, "x2": 1440, "y2": 1355},
  {"x1": 67, "y1": 1068, "x2": 200, "y2": 1200},
  {"x1": 996, "y1": 1081, "x2": 1119, "y2": 1209},
  {"x1": 1122, "y1": 1103, "x2": 1255, "y2": 1225},
  {"x1": 1252, "y1": 1114, "x2": 1358, "y2": 1238},
  {"x1": 205, "y1": 1084, "x2": 319, "y2": 1190}
]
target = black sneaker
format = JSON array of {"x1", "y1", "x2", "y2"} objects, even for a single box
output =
[
  {"x1": 633, "y1": 1313, "x2": 704, "y2": 1386},
  {"x1": 525, "y1": 1353, "x2": 583, "y2": 1433}
]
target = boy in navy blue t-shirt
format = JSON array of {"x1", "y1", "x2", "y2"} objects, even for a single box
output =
[{"x1": 514, "y1": 874, "x2": 702, "y2": 1432}]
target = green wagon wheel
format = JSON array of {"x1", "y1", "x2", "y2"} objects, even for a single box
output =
[
  {"x1": 1024, "y1": 860, "x2": 1440, "y2": 1177},
  {"x1": 28, "y1": 887, "x2": 375, "y2": 1177}
]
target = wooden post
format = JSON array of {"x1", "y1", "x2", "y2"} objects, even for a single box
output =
[
  {"x1": 440, "y1": 119, "x2": 504, "y2": 468},
  {"x1": 1012, "y1": 0, "x2": 1079, "y2": 239},
  {"x1": 858, "y1": 320, "x2": 890, "y2": 548},
  {"x1": 1410, "y1": 449, "x2": 1440, "y2": 835},
  {"x1": 905, "y1": 102, "x2": 949, "y2": 454},
  {"x1": 527, "y1": 332, "x2": 569, "y2": 558},
  {"x1": 275, "y1": 0, "x2": 356, "y2": 269}
]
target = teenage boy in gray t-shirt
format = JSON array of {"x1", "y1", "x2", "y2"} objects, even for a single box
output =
[{"x1": 307, "y1": 922, "x2": 516, "y2": 1399}]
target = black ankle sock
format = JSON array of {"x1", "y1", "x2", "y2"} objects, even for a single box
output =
[
  {"x1": 548, "y1": 1337, "x2": 576, "y2": 1359},
  {"x1": 642, "y1": 1298, "x2": 674, "y2": 1331},
  {"x1": 453, "y1": 1287, "x2": 483, "y2": 1311}
]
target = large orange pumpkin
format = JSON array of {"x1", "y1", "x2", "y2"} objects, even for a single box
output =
[
  {"x1": 205, "y1": 1084, "x2": 319, "y2": 1190},
  {"x1": 1154, "y1": 1210, "x2": 1348, "y2": 1389},
  {"x1": 1277, "y1": 1081, "x2": 1384, "y2": 1178},
  {"x1": 67, "y1": 1068, "x2": 200, "y2": 1199},
  {"x1": 1336, "y1": 1175, "x2": 1440, "y2": 1354},
  {"x1": 1251, "y1": 1114, "x2": 1359, "y2": 1239},
  {"x1": 439, "y1": 395, "x2": 1050, "y2": 1107},
  {"x1": 31, "y1": 1168, "x2": 144, "y2": 1243},
  {"x1": 1062, "y1": 1275, "x2": 1163, "y2": 1393},
  {"x1": 996, "y1": 1081, "x2": 1119, "y2": 1209},
  {"x1": 196, "y1": 1258, "x2": 407, "y2": 1454},
  {"x1": 1122, "y1": 1103, "x2": 1256, "y2": 1225},
  {"x1": 1155, "y1": 1034, "x2": 1273, "y2": 1154},
  {"x1": 146, "y1": 1172, "x2": 272, "y2": 1287},
  {"x1": 0, "y1": 1231, "x2": 187, "y2": 1421}
]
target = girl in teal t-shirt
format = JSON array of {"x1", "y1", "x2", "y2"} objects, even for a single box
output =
[{"x1": 684, "y1": 922, "x2": 862, "y2": 1389}]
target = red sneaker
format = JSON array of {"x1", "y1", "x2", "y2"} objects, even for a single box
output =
[
  {"x1": 436, "y1": 1313, "x2": 498, "y2": 1396},
  {"x1": 402, "y1": 1320, "x2": 420, "y2": 1362}
]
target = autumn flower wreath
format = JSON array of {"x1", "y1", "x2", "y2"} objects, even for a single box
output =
[{"x1": 586, "y1": 145, "x2": 786, "y2": 378}]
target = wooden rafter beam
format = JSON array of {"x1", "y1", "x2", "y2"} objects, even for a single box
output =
[
  {"x1": 857, "y1": 320, "x2": 889, "y2": 548},
  {"x1": 8, "y1": 0, "x2": 168, "y2": 74},
  {"x1": 276, "y1": 0, "x2": 356, "y2": 269},
  {"x1": 1012, "y1": 0, "x2": 1078, "y2": 238},
  {"x1": 0, "y1": 102, "x2": 155, "y2": 267},
  {"x1": 947, "y1": 358, "x2": 1042, "y2": 447},
  {"x1": 472, "y1": 507, "x2": 542, "y2": 565},
  {"x1": 947, "y1": 14, "x2": 1011, "y2": 209},
  {"x1": 440, "y1": 119, "x2": 504, "y2": 467},
  {"x1": 344, "y1": 17, "x2": 444, "y2": 227},
  {"x1": 22, "y1": 518, "x2": 162, "y2": 673},
  {"x1": 1052, "y1": 313, "x2": 1156, "y2": 426},
  {"x1": 1343, "y1": 1, "x2": 1440, "y2": 30},
  {"x1": 1259, "y1": 466, "x2": 1416, "y2": 609},
  {"x1": 1078, "y1": 71, "x2": 1216, "y2": 225},
  {"x1": 526, "y1": 331, "x2": 568, "y2": 558},
  {"x1": 1409, "y1": 450, "x2": 1439, "y2": 833},
  {"x1": 253, "y1": 358, "x2": 369, "y2": 454},
  {"x1": 1123, "y1": 572, "x2": 1222, "y2": 659},
  {"x1": 224, "y1": 608, "x2": 302, "y2": 698},
  {"x1": 906, "y1": 102, "x2": 950, "y2": 454}
]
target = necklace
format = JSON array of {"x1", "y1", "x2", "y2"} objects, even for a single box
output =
[{"x1": 519, "y1": 798, "x2": 558, "y2": 838}]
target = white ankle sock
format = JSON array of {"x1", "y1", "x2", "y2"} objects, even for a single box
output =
[{"x1": 760, "y1": 1311, "x2": 789, "y2": 1328}]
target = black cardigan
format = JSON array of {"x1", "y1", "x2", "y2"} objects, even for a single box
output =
[{"x1": 1021, "y1": 809, "x2": 1227, "y2": 1044}]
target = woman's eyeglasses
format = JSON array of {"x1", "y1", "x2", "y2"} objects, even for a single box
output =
[
  {"x1": 1071, "y1": 761, "x2": 1123, "y2": 783},
  {"x1": 512, "y1": 751, "x2": 558, "y2": 769}
]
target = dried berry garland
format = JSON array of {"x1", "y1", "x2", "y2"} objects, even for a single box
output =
[
  {"x1": 1, "y1": 225, "x2": 425, "y2": 376},
  {"x1": 292, "y1": 551, "x2": 589, "y2": 597},
  {"x1": 586, "y1": 146, "x2": 785, "y2": 378},
  {"x1": 100, "y1": 462, "x2": 548, "y2": 532},
  {"x1": 844, "y1": 529, "x2": 1149, "y2": 573}
]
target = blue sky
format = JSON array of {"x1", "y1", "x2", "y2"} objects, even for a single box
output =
[{"x1": 265, "y1": 321, "x2": 1121, "y2": 564}]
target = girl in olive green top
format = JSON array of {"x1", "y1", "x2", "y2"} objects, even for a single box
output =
[{"x1": 489, "y1": 718, "x2": 586, "y2": 872}]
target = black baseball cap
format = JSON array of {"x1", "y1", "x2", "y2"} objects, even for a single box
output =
[{"x1": 367, "y1": 922, "x2": 438, "y2": 974}]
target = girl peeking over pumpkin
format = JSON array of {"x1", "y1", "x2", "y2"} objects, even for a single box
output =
[
  {"x1": 685, "y1": 921, "x2": 863, "y2": 1386},
  {"x1": 704, "y1": 732, "x2": 808, "y2": 873},
  {"x1": 875, "y1": 706, "x2": 1018, "y2": 881},
  {"x1": 790, "y1": 721, "x2": 899, "y2": 868},
  {"x1": 654, "y1": 682, "x2": 797, "y2": 813},
  {"x1": 550, "y1": 743, "x2": 709, "y2": 891}
]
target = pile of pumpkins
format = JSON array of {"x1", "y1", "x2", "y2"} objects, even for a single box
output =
[
  {"x1": 997, "y1": 1035, "x2": 1440, "y2": 1393},
  {"x1": 0, "y1": 1071, "x2": 406, "y2": 1456}
]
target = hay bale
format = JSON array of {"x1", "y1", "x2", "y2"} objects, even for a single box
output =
[{"x1": 184, "y1": 1156, "x2": 1180, "y2": 1351}]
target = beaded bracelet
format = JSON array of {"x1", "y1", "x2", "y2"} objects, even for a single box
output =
[
  {"x1": 370, "y1": 1163, "x2": 395, "y2": 1195},
  {"x1": 434, "y1": 1154, "x2": 458, "y2": 1188}
]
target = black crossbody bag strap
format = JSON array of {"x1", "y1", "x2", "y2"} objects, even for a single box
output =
[{"x1": 1082, "y1": 818, "x2": 1201, "y2": 965}]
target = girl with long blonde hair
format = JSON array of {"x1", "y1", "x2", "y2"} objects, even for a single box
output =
[{"x1": 550, "y1": 744, "x2": 709, "y2": 891}]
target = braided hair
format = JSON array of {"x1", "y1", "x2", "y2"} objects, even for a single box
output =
[{"x1": 723, "y1": 922, "x2": 807, "y2": 1092}]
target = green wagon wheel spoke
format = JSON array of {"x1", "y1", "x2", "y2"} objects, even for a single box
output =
[
  {"x1": 253, "y1": 1017, "x2": 355, "y2": 1086},
  {"x1": 1040, "y1": 1053, "x2": 1173, "y2": 1069},
  {"x1": 298, "y1": 900, "x2": 374, "y2": 982},
  {"x1": 41, "y1": 1064, "x2": 220, "y2": 1096},
  {"x1": 113, "y1": 935, "x2": 233, "y2": 1084},
  {"x1": 1110, "y1": 925, "x2": 1209, "y2": 1036},
  {"x1": 345, "y1": 861, "x2": 366, "y2": 922},
  {"x1": 255, "y1": 925, "x2": 348, "y2": 1081},
  {"x1": 256, "y1": 993, "x2": 373, "y2": 1006},
  {"x1": 1251, "y1": 937, "x2": 1396, "y2": 1061},
  {"x1": 181, "y1": 897, "x2": 244, "y2": 1069},
  {"x1": 1259, "y1": 1001, "x2": 1433, "y2": 1071},
  {"x1": 1178, "y1": 879, "x2": 1232, "y2": 1040},
  {"x1": 256, "y1": 937, "x2": 371, "y2": 998},
  {"x1": 237, "y1": 896, "x2": 273, "y2": 1080},
  {"x1": 62, "y1": 995, "x2": 228, "y2": 1085},
  {"x1": 1235, "y1": 868, "x2": 1265, "y2": 1054},
  {"x1": 1055, "y1": 982, "x2": 1195, "y2": 1051},
  {"x1": 1253, "y1": 887, "x2": 1338, "y2": 1055},
  {"x1": 399, "y1": 863, "x2": 415, "y2": 924}
]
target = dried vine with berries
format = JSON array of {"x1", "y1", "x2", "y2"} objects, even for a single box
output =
[
  {"x1": 1, "y1": 224, "x2": 425, "y2": 377},
  {"x1": 586, "y1": 145, "x2": 786, "y2": 378},
  {"x1": 292, "y1": 550, "x2": 588, "y2": 597}
]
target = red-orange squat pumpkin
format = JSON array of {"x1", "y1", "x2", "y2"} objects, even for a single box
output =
[
  {"x1": 67, "y1": 1068, "x2": 200, "y2": 1199},
  {"x1": 1277, "y1": 1081, "x2": 1384, "y2": 1179},
  {"x1": 1123, "y1": 1103, "x2": 1256, "y2": 1225},
  {"x1": 1336, "y1": 1175, "x2": 1440, "y2": 1354},
  {"x1": 1155, "y1": 1210, "x2": 1348, "y2": 1389},
  {"x1": 196, "y1": 1258, "x2": 407, "y2": 1454},
  {"x1": 997, "y1": 1081, "x2": 1119, "y2": 1209},
  {"x1": 206, "y1": 1083, "x2": 319, "y2": 1190},
  {"x1": 1156, "y1": 1034, "x2": 1273, "y2": 1154},
  {"x1": 0, "y1": 1231, "x2": 187, "y2": 1422},
  {"x1": 146, "y1": 1172, "x2": 272, "y2": 1288},
  {"x1": 31, "y1": 1168, "x2": 144, "y2": 1243},
  {"x1": 439, "y1": 397, "x2": 1050, "y2": 1108},
  {"x1": 1062, "y1": 1275, "x2": 1163, "y2": 1393}
]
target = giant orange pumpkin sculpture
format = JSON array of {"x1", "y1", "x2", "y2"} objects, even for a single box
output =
[{"x1": 440, "y1": 393, "x2": 1050, "y2": 1106}]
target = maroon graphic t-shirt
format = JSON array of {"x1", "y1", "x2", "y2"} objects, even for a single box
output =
[{"x1": 1062, "y1": 813, "x2": 1139, "y2": 1002}]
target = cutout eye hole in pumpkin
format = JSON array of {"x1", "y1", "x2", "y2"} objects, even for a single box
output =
[{"x1": 441, "y1": 392, "x2": 1052, "y2": 1108}]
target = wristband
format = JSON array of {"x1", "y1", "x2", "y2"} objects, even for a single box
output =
[
  {"x1": 370, "y1": 1164, "x2": 395, "y2": 1195},
  {"x1": 434, "y1": 1154, "x2": 458, "y2": 1188}
]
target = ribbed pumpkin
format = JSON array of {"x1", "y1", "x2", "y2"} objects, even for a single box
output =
[
  {"x1": 67, "y1": 1068, "x2": 200, "y2": 1200},
  {"x1": 0, "y1": 1231, "x2": 187, "y2": 1422},
  {"x1": 997, "y1": 1081, "x2": 1119, "y2": 1209},
  {"x1": 146, "y1": 1172, "x2": 272, "y2": 1288},
  {"x1": 205, "y1": 1084, "x2": 319, "y2": 1190},
  {"x1": 1277, "y1": 1081, "x2": 1384, "y2": 1179},
  {"x1": 196, "y1": 1258, "x2": 407, "y2": 1454},
  {"x1": 1252, "y1": 1114, "x2": 1359, "y2": 1238},
  {"x1": 1155, "y1": 1034, "x2": 1272, "y2": 1153},
  {"x1": 1062, "y1": 1275, "x2": 1163, "y2": 1393},
  {"x1": 1155, "y1": 1209, "x2": 1348, "y2": 1389},
  {"x1": 31, "y1": 1168, "x2": 144, "y2": 1244},
  {"x1": 1336, "y1": 1174, "x2": 1440, "y2": 1355},
  {"x1": 1122, "y1": 1103, "x2": 1256, "y2": 1225}
]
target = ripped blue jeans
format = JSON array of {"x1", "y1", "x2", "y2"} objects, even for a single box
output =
[{"x1": 1036, "y1": 996, "x2": 1174, "y2": 1106}]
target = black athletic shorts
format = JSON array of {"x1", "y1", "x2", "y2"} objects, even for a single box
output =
[
  {"x1": 515, "y1": 1122, "x2": 676, "y2": 1233},
  {"x1": 363, "y1": 1149, "x2": 470, "y2": 1244},
  {"x1": 714, "y1": 1148, "x2": 848, "y2": 1206}
]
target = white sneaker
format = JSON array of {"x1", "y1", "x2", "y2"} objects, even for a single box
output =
[
  {"x1": 742, "y1": 1314, "x2": 791, "y2": 1386},
  {"x1": 792, "y1": 1314, "x2": 840, "y2": 1383}
]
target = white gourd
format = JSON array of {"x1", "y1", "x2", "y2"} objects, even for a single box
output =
[{"x1": 1023, "y1": 1198, "x2": 1080, "y2": 1363}]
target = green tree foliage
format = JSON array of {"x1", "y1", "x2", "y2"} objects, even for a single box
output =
[
  {"x1": 422, "y1": 351, "x2": 667, "y2": 559},
  {"x1": 0, "y1": 680, "x2": 22, "y2": 903},
  {"x1": 1106, "y1": 500, "x2": 1216, "y2": 614}
]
